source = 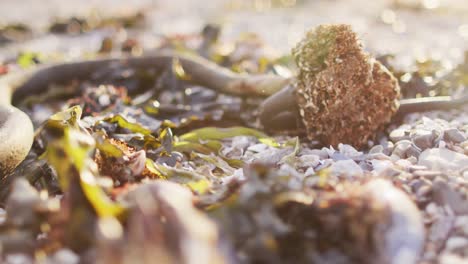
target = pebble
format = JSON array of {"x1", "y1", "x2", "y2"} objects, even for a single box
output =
[
  {"x1": 304, "y1": 167, "x2": 315, "y2": 177},
  {"x1": 392, "y1": 140, "x2": 413, "y2": 158},
  {"x1": 395, "y1": 159, "x2": 413, "y2": 170},
  {"x1": 432, "y1": 179, "x2": 468, "y2": 215},
  {"x1": 328, "y1": 160, "x2": 363, "y2": 178},
  {"x1": 444, "y1": 128, "x2": 466, "y2": 143},
  {"x1": 5, "y1": 254, "x2": 33, "y2": 264},
  {"x1": 454, "y1": 216, "x2": 468, "y2": 235},
  {"x1": 460, "y1": 140, "x2": 468, "y2": 149},
  {"x1": 464, "y1": 171, "x2": 468, "y2": 181},
  {"x1": 337, "y1": 144, "x2": 362, "y2": 159},
  {"x1": 231, "y1": 136, "x2": 251, "y2": 150},
  {"x1": 331, "y1": 152, "x2": 351, "y2": 161},
  {"x1": 367, "y1": 152, "x2": 391, "y2": 160},
  {"x1": 413, "y1": 170, "x2": 445, "y2": 180},
  {"x1": 416, "y1": 185, "x2": 432, "y2": 197},
  {"x1": 408, "y1": 165, "x2": 428, "y2": 172},
  {"x1": 369, "y1": 145, "x2": 383, "y2": 154},
  {"x1": 247, "y1": 143, "x2": 268, "y2": 153},
  {"x1": 413, "y1": 133, "x2": 435, "y2": 150},
  {"x1": 409, "y1": 179, "x2": 424, "y2": 191},
  {"x1": 425, "y1": 202, "x2": 439, "y2": 216},
  {"x1": 440, "y1": 253, "x2": 467, "y2": 264},
  {"x1": 301, "y1": 148, "x2": 329, "y2": 159},
  {"x1": 446, "y1": 236, "x2": 468, "y2": 251},
  {"x1": 440, "y1": 253, "x2": 466, "y2": 264},
  {"x1": 364, "y1": 179, "x2": 424, "y2": 264},
  {"x1": 46, "y1": 249, "x2": 80, "y2": 264},
  {"x1": 370, "y1": 159, "x2": 394, "y2": 175},
  {"x1": 418, "y1": 148, "x2": 468, "y2": 171},
  {"x1": 0, "y1": 208, "x2": 5, "y2": 225},
  {"x1": 297, "y1": 154, "x2": 321, "y2": 168},
  {"x1": 390, "y1": 128, "x2": 411, "y2": 142},
  {"x1": 406, "y1": 146, "x2": 422, "y2": 158}
]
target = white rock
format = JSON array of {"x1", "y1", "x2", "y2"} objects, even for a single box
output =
[
  {"x1": 365, "y1": 179, "x2": 424, "y2": 264},
  {"x1": 304, "y1": 167, "x2": 315, "y2": 177},
  {"x1": 418, "y1": 148, "x2": 468, "y2": 171},
  {"x1": 425, "y1": 202, "x2": 439, "y2": 216},
  {"x1": 392, "y1": 140, "x2": 412, "y2": 157},
  {"x1": 323, "y1": 146, "x2": 336, "y2": 158},
  {"x1": 247, "y1": 143, "x2": 268, "y2": 153},
  {"x1": 337, "y1": 144, "x2": 362, "y2": 159},
  {"x1": 455, "y1": 216, "x2": 468, "y2": 235},
  {"x1": 390, "y1": 128, "x2": 409, "y2": 142},
  {"x1": 440, "y1": 253, "x2": 467, "y2": 264},
  {"x1": 0, "y1": 208, "x2": 5, "y2": 225},
  {"x1": 395, "y1": 159, "x2": 413, "y2": 170},
  {"x1": 370, "y1": 159, "x2": 394, "y2": 175},
  {"x1": 48, "y1": 249, "x2": 80, "y2": 264},
  {"x1": 297, "y1": 154, "x2": 321, "y2": 168},
  {"x1": 328, "y1": 160, "x2": 363, "y2": 178},
  {"x1": 369, "y1": 145, "x2": 384, "y2": 154},
  {"x1": 231, "y1": 136, "x2": 251, "y2": 150},
  {"x1": 446, "y1": 236, "x2": 468, "y2": 251},
  {"x1": 5, "y1": 254, "x2": 33, "y2": 264},
  {"x1": 463, "y1": 171, "x2": 468, "y2": 181}
]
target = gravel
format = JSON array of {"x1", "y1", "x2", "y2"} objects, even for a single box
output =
[{"x1": 1, "y1": 1, "x2": 468, "y2": 262}]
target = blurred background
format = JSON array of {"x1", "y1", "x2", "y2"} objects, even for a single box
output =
[{"x1": 0, "y1": 0, "x2": 467, "y2": 68}]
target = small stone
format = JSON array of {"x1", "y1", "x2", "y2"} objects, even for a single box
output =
[
  {"x1": 445, "y1": 236, "x2": 468, "y2": 251},
  {"x1": 301, "y1": 148, "x2": 329, "y2": 159},
  {"x1": 297, "y1": 154, "x2": 321, "y2": 168},
  {"x1": 464, "y1": 171, "x2": 468, "y2": 181},
  {"x1": 390, "y1": 128, "x2": 410, "y2": 142},
  {"x1": 328, "y1": 160, "x2": 363, "y2": 178},
  {"x1": 407, "y1": 156, "x2": 418, "y2": 164},
  {"x1": 365, "y1": 179, "x2": 424, "y2": 264},
  {"x1": 413, "y1": 170, "x2": 445, "y2": 180},
  {"x1": 0, "y1": 208, "x2": 5, "y2": 225},
  {"x1": 390, "y1": 154, "x2": 401, "y2": 161},
  {"x1": 406, "y1": 146, "x2": 422, "y2": 158},
  {"x1": 413, "y1": 133, "x2": 435, "y2": 150},
  {"x1": 231, "y1": 136, "x2": 251, "y2": 150},
  {"x1": 408, "y1": 165, "x2": 428, "y2": 172},
  {"x1": 425, "y1": 202, "x2": 439, "y2": 216},
  {"x1": 338, "y1": 144, "x2": 362, "y2": 159},
  {"x1": 367, "y1": 152, "x2": 391, "y2": 160},
  {"x1": 432, "y1": 179, "x2": 468, "y2": 215},
  {"x1": 383, "y1": 141, "x2": 395, "y2": 155},
  {"x1": 5, "y1": 254, "x2": 33, "y2": 264},
  {"x1": 418, "y1": 148, "x2": 468, "y2": 171},
  {"x1": 395, "y1": 158, "x2": 413, "y2": 170},
  {"x1": 439, "y1": 140, "x2": 447, "y2": 148},
  {"x1": 461, "y1": 140, "x2": 468, "y2": 148},
  {"x1": 454, "y1": 216, "x2": 468, "y2": 234},
  {"x1": 331, "y1": 152, "x2": 351, "y2": 161},
  {"x1": 416, "y1": 185, "x2": 432, "y2": 197},
  {"x1": 409, "y1": 179, "x2": 424, "y2": 190},
  {"x1": 369, "y1": 145, "x2": 384, "y2": 154},
  {"x1": 370, "y1": 159, "x2": 394, "y2": 175},
  {"x1": 444, "y1": 128, "x2": 467, "y2": 143},
  {"x1": 247, "y1": 143, "x2": 268, "y2": 153},
  {"x1": 440, "y1": 253, "x2": 467, "y2": 264},
  {"x1": 304, "y1": 167, "x2": 315, "y2": 177},
  {"x1": 392, "y1": 140, "x2": 413, "y2": 158},
  {"x1": 50, "y1": 249, "x2": 80, "y2": 264},
  {"x1": 98, "y1": 94, "x2": 111, "y2": 107}
]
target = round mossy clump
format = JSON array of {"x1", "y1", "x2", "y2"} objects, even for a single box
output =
[{"x1": 293, "y1": 24, "x2": 400, "y2": 147}]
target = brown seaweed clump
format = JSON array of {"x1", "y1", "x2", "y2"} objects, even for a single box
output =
[{"x1": 293, "y1": 24, "x2": 400, "y2": 147}]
